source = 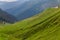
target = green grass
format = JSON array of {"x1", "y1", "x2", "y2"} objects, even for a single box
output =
[{"x1": 0, "y1": 8, "x2": 60, "y2": 40}]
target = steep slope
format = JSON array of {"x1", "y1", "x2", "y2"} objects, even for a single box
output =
[
  {"x1": 0, "y1": 9, "x2": 17, "y2": 23},
  {"x1": 0, "y1": 8, "x2": 60, "y2": 40}
]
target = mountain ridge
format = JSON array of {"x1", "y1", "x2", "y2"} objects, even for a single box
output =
[
  {"x1": 6, "y1": 0, "x2": 58, "y2": 21},
  {"x1": 0, "y1": 9, "x2": 17, "y2": 23}
]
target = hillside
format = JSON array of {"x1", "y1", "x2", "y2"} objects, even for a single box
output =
[
  {"x1": 0, "y1": 8, "x2": 60, "y2": 40},
  {"x1": 6, "y1": 0, "x2": 57, "y2": 21},
  {"x1": 0, "y1": 9, "x2": 17, "y2": 23}
]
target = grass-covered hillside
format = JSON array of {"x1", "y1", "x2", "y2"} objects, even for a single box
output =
[{"x1": 0, "y1": 8, "x2": 60, "y2": 40}]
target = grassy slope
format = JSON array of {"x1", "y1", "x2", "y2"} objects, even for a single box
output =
[{"x1": 0, "y1": 8, "x2": 60, "y2": 40}]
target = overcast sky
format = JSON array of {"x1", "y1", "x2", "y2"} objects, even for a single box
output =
[
  {"x1": 0, "y1": 0, "x2": 30, "y2": 5},
  {"x1": 0, "y1": 0, "x2": 29, "y2": 2},
  {"x1": 0, "y1": 0, "x2": 18, "y2": 2}
]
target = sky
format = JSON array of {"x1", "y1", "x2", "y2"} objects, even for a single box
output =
[
  {"x1": 0, "y1": 0, "x2": 17, "y2": 2},
  {"x1": 0, "y1": 0, "x2": 29, "y2": 2}
]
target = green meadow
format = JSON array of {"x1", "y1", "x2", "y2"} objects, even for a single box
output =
[{"x1": 0, "y1": 8, "x2": 60, "y2": 40}]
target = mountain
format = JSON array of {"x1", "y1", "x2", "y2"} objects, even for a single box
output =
[
  {"x1": 6, "y1": 0, "x2": 58, "y2": 21},
  {"x1": 0, "y1": 9, "x2": 17, "y2": 23},
  {"x1": 6, "y1": 0, "x2": 41, "y2": 15},
  {"x1": 0, "y1": 8, "x2": 60, "y2": 40},
  {"x1": 0, "y1": 0, "x2": 26, "y2": 10}
]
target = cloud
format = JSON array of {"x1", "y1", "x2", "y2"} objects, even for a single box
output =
[{"x1": 0, "y1": 0, "x2": 17, "y2": 2}]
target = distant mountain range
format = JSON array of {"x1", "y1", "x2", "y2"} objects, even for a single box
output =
[
  {"x1": 6, "y1": 0, "x2": 58, "y2": 20},
  {"x1": 0, "y1": 0, "x2": 28, "y2": 10},
  {"x1": 0, "y1": 0, "x2": 59, "y2": 23},
  {"x1": 0, "y1": 9, "x2": 17, "y2": 23}
]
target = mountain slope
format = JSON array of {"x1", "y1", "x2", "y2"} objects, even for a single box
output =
[
  {"x1": 0, "y1": 0, "x2": 27, "y2": 10},
  {"x1": 6, "y1": 0, "x2": 58, "y2": 20},
  {"x1": 0, "y1": 8, "x2": 60, "y2": 40},
  {"x1": 0, "y1": 9, "x2": 17, "y2": 23}
]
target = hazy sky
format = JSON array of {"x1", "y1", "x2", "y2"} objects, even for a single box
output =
[
  {"x1": 0, "y1": 0, "x2": 17, "y2": 2},
  {"x1": 0, "y1": 0, "x2": 29, "y2": 2},
  {"x1": 0, "y1": 0, "x2": 30, "y2": 5}
]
